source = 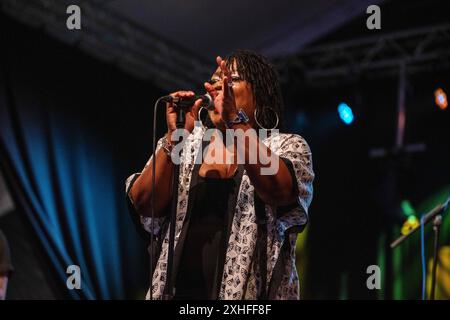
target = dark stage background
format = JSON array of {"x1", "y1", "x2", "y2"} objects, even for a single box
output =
[
  {"x1": 0, "y1": 0, "x2": 449, "y2": 300},
  {"x1": 0, "y1": 12, "x2": 165, "y2": 299}
]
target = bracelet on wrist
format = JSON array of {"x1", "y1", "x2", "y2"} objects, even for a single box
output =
[{"x1": 161, "y1": 134, "x2": 173, "y2": 157}]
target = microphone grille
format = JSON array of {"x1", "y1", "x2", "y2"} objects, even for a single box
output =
[{"x1": 202, "y1": 93, "x2": 215, "y2": 110}]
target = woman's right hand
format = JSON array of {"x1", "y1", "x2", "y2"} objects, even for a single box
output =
[
  {"x1": 131, "y1": 91, "x2": 202, "y2": 218},
  {"x1": 166, "y1": 91, "x2": 203, "y2": 137}
]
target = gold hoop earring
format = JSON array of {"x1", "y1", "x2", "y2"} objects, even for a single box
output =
[{"x1": 254, "y1": 107, "x2": 279, "y2": 130}]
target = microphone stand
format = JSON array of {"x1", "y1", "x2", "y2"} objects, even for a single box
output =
[
  {"x1": 162, "y1": 107, "x2": 186, "y2": 300},
  {"x1": 430, "y1": 215, "x2": 442, "y2": 300},
  {"x1": 390, "y1": 199, "x2": 449, "y2": 300}
]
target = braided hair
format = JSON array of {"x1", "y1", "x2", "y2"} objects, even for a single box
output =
[{"x1": 225, "y1": 50, "x2": 284, "y2": 130}]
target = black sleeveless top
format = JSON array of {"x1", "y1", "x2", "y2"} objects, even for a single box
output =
[{"x1": 173, "y1": 164, "x2": 242, "y2": 300}]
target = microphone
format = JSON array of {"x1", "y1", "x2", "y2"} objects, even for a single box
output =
[{"x1": 161, "y1": 93, "x2": 214, "y2": 111}]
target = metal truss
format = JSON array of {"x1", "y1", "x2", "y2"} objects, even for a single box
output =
[
  {"x1": 276, "y1": 23, "x2": 450, "y2": 87},
  {"x1": 1, "y1": 0, "x2": 212, "y2": 91},
  {"x1": 3, "y1": 1, "x2": 450, "y2": 90}
]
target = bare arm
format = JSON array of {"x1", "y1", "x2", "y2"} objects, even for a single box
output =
[
  {"x1": 232, "y1": 124, "x2": 296, "y2": 206},
  {"x1": 129, "y1": 139, "x2": 174, "y2": 217},
  {"x1": 129, "y1": 91, "x2": 203, "y2": 218}
]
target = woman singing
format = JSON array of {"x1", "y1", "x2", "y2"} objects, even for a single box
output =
[{"x1": 126, "y1": 50, "x2": 314, "y2": 300}]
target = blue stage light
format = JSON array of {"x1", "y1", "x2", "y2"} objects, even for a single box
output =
[{"x1": 338, "y1": 102, "x2": 354, "y2": 125}]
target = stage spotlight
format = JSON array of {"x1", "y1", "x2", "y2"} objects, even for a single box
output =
[
  {"x1": 401, "y1": 215, "x2": 419, "y2": 236},
  {"x1": 338, "y1": 102, "x2": 354, "y2": 125},
  {"x1": 434, "y1": 88, "x2": 448, "y2": 110},
  {"x1": 401, "y1": 200, "x2": 416, "y2": 217}
]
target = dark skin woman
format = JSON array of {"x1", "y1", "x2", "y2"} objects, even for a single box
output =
[
  {"x1": 130, "y1": 55, "x2": 297, "y2": 216},
  {"x1": 126, "y1": 50, "x2": 314, "y2": 300}
]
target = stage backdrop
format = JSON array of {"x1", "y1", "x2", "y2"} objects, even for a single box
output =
[{"x1": 0, "y1": 14, "x2": 164, "y2": 299}]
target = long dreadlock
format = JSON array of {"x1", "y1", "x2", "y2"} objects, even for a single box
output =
[{"x1": 224, "y1": 50, "x2": 284, "y2": 130}]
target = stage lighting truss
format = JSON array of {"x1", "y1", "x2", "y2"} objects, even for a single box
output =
[
  {"x1": 276, "y1": 23, "x2": 450, "y2": 87},
  {"x1": 3, "y1": 1, "x2": 450, "y2": 92},
  {"x1": 0, "y1": 0, "x2": 212, "y2": 92}
]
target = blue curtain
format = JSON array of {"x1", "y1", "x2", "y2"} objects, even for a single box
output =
[{"x1": 0, "y1": 15, "x2": 150, "y2": 299}]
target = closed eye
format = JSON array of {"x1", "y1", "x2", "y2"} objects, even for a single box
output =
[
  {"x1": 208, "y1": 76, "x2": 242, "y2": 85},
  {"x1": 208, "y1": 78, "x2": 220, "y2": 85}
]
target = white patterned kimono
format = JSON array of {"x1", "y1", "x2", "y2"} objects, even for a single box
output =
[{"x1": 125, "y1": 124, "x2": 314, "y2": 300}]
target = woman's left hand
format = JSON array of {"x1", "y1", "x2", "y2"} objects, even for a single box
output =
[{"x1": 204, "y1": 56, "x2": 238, "y2": 126}]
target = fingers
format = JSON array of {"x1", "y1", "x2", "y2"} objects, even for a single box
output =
[
  {"x1": 167, "y1": 90, "x2": 195, "y2": 109},
  {"x1": 222, "y1": 74, "x2": 234, "y2": 101},
  {"x1": 216, "y1": 56, "x2": 223, "y2": 70},
  {"x1": 204, "y1": 82, "x2": 219, "y2": 100},
  {"x1": 170, "y1": 90, "x2": 195, "y2": 98},
  {"x1": 215, "y1": 56, "x2": 234, "y2": 100},
  {"x1": 222, "y1": 76, "x2": 231, "y2": 99},
  {"x1": 191, "y1": 98, "x2": 203, "y2": 117},
  {"x1": 217, "y1": 56, "x2": 231, "y2": 78}
]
